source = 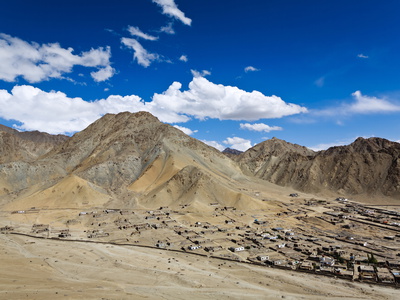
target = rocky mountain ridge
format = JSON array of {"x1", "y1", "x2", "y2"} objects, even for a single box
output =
[
  {"x1": 0, "y1": 124, "x2": 68, "y2": 164},
  {"x1": 0, "y1": 112, "x2": 399, "y2": 209},
  {"x1": 236, "y1": 136, "x2": 400, "y2": 198},
  {"x1": 0, "y1": 112, "x2": 258, "y2": 210}
]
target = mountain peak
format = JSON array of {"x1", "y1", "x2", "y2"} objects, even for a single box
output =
[
  {"x1": 222, "y1": 148, "x2": 243, "y2": 155},
  {"x1": 247, "y1": 137, "x2": 315, "y2": 157},
  {"x1": 350, "y1": 137, "x2": 397, "y2": 152}
]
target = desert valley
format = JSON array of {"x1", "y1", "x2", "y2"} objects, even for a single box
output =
[{"x1": 1, "y1": 111, "x2": 400, "y2": 299}]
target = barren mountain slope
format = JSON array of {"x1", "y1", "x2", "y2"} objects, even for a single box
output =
[
  {"x1": 1, "y1": 112, "x2": 266, "y2": 210},
  {"x1": 0, "y1": 124, "x2": 68, "y2": 163},
  {"x1": 237, "y1": 137, "x2": 400, "y2": 199}
]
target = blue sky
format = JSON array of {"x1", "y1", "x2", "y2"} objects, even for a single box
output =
[{"x1": 0, "y1": 0, "x2": 400, "y2": 151}]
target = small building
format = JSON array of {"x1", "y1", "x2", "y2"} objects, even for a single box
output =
[
  {"x1": 229, "y1": 246, "x2": 245, "y2": 252},
  {"x1": 272, "y1": 227, "x2": 284, "y2": 232},
  {"x1": 376, "y1": 267, "x2": 394, "y2": 283},
  {"x1": 299, "y1": 261, "x2": 314, "y2": 270},
  {"x1": 188, "y1": 245, "x2": 201, "y2": 250},
  {"x1": 266, "y1": 259, "x2": 285, "y2": 266},
  {"x1": 320, "y1": 256, "x2": 335, "y2": 266},
  {"x1": 390, "y1": 270, "x2": 400, "y2": 283},
  {"x1": 257, "y1": 255, "x2": 269, "y2": 261},
  {"x1": 358, "y1": 265, "x2": 376, "y2": 281},
  {"x1": 336, "y1": 197, "x2": 348, "y2": 202},
  {"x1": 387, "y1": 260, "x2": 400, "y2": 269}
]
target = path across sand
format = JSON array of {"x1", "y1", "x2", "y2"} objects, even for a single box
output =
[{"x1": 0, "y1": 234, "x2": 398, "y2": 300}]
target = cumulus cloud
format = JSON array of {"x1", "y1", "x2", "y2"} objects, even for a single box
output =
[
  {"x1": 240, "y1": 123, "x2": 282, "y2": 133},
  {"x1": 244, "y1": 66, "x2": 259, "y2": 72},
  {"x1": 121, "y1": 38, "x2": 159, "y2": 67},
  {"x1": 127, "y1": 26, "x2": 158, "y2": 41},
  {"x1": 357, "y1": 54, "x2": 369, "y2": 59},
  {"x1": 160, "y1": 22, "x2": 175, "y2": 34},
  {"x1": 153, "y1": 76, "x2": 307, "y2": 121},
  {"x1": 179, "y1": 55, "x2": 188, "y2": 62},
  {"x1": 90, "y1": 65, "x2": 116, "y2": 82},
  {"x1": 152, "y1": 0, "x2": 192, "y2": 26},
  {"x1": 201, "y1": 140, "x2": 225, "y2": 151},
  {"x1": 0, "y1": 76, "x2": 307, "y2": 134},
  {"x1": 223, "y1": 137, "x2": 252, "y2": 152},
  {"x1": 173, "y1": 125, "x2": 197, "y2": 135},
  {"x1": 0, "y1": 33, "x2": 115, "y2": 83},
  {"x1": 0, "y1": 85, "x2": 191, "y2": 134}
]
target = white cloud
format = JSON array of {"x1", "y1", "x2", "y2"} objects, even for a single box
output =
[
  {"x1": 201, "y1": 140, "x2": 225, "y2": 151},
  {"x1": 357, "y1": 54, "x2": 369, "y2": 59},
  {"x1": 0, "y1": 85, "x2": 189, "y2": 134},
  {"x1": 314, "y1": 91, "x2": 400, "y2": 117},
  {"x1": 240, "y1": 123, "x2": 282, "y2": 133},
  {"x1": 173, "y1": 125, "x2": 197, "y2": 135},
  {"x1": 244, "y1": 66, "x2": 259, "y2": 72},
  {"x1": 223, "y1": 137, "x2": 252, "y2": 152},
  {"x1": 160, "y1": 22, "x2": 175, "y2": 34},
  {"x1": 152, "y1": 0, "x2": 192, "y2": 26},
  {"x1": 127, "y1": 26, "x2": 158, "y2": 41},
  {"x1": 0, "y1": 76, "x2": 307, "y2": 134},
  {"x1": 348, "y1": 91, "x2": 400, "y2": 114},
  {"x1": 90, "y1": 65, "x2": 115, "y2": 82},
  {"x1": 0, "y1": 33, "x2": 115, "y2": 83},
  {"x1": 153, "y1": 76, "x2": 307, "y2": 121},
  {"x1": 190, "y1": 69, "x2": 211, "y2": 77},
  {"x1": 179, "y1": 55, "x2": 188, "y2": 62},
  {"x1": 121, "y1": 38, "x2": 159, "y2": 67}
]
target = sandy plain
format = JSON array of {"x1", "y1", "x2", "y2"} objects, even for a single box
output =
[{"x1": 0, "y1": 233, "x2": 398, "y2": 300}]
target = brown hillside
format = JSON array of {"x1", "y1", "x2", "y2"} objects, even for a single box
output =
[
  {"x1": 1, "y1": 111, "x2": 264, "y2": 210},
  {"x1": 0, "y1": 124, "x2": 68, "y2": 163},
  {"x1": 237, "y1": 137, "x2": 400, "y2": 199}
]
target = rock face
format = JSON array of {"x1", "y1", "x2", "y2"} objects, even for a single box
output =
[
  {"x1": 0, "y1": 112, "x2": 399, "y2": 208},
  {"x1": 0, "y1": 112, "x2": 257, "y2": 209},
  {"x1": 222, "y1": 148, "x2": 243, "y2": 159},
  {"x1": 236, "y1": 137, "x2": 400, "y2": 198},
  {"x1": 0, "y1": 124, "x2": 68, "y2": 163}
]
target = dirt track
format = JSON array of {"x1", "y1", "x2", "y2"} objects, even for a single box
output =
[{"x1": 1, "y1": 234, "x2": 398, "y2": 300}]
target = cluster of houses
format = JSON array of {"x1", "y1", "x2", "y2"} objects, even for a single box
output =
[{"x1": 4, "y1": 196, "x2": 400, "y2": 287}]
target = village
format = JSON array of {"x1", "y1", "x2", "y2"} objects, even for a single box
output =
[{"x1": 1, "y1": 196, "x2": 400, "y2": 287}]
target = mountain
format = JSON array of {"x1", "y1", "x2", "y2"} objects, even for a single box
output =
[
  {"x1": 236, "y1": 137, "x2": 400, "y2": 198},
  {"x1": 1, "y1": 112, "x2": 399, "y2": 210},
  {"x1": 0, "y1": 124, "x2": 68, "y2": 164},
  {"x1": 222, "y1": 147, "x2": 243, "y2": 159},
  {"x1": 0, "y1": 112, "x2": 268, "y2": 211}
]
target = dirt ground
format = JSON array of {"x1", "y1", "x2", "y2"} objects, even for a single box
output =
[{"x1": 0, "y1": 234, "x2": 398, "y2": 300}]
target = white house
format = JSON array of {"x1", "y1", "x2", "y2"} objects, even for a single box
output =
[
  {"x1": 229, "y1": 246, "x2": 245, "y2": 252},
  {"x1": 188, "y1": 245, "x2": 201, "y2": 250},
  {"x1": 257, "y1": 255, "x2": 269, "y2": 261},
  {"x1": 320, "y1": 256, "x2": 335, "y2": 266}
]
